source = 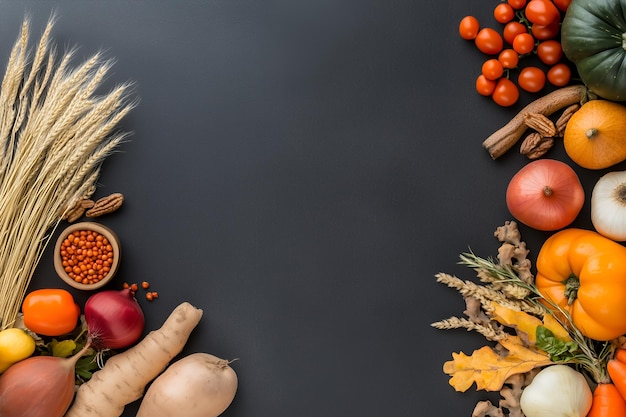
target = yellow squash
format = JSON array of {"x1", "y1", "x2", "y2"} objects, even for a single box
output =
[{"x1": 564, "y1": 99, "x2": 626, "y2": 169}]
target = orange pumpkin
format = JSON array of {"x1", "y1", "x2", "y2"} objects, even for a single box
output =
[{"x1": 563, "y1": 99, "x2": 626, "y2": 170}]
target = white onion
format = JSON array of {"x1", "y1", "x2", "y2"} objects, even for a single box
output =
[
  {"x1": 520, "y1": 365, "x2": 592, "y2": 417},
  {"x1": 591, "y1": 171, "x2": 626, "y2": 241}
]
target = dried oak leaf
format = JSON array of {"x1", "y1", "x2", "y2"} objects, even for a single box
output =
[
  {"x1": 443, "y1": 335, "x2": 551, "y2": 392},
  {"x1": 489, "y1": 302, "x2": 572, "y2": 345}
]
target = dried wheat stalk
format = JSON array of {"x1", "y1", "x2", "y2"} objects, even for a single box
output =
[{"x1": 0, "y1": 16, "x2": 136, "y2": 329}]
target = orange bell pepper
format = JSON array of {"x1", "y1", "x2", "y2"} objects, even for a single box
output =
[
  {"x1": 22, "y1": 288, "x2": 80, "y2": 336},
  {"x1": 536, "y1": 228, "x2": 626, "y2": 341}
]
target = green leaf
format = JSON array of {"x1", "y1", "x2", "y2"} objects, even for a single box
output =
[
  {"x1": 51, "y1": 339, "x2": 77, "y2": 358},
  {"x1": 75, "y1": 355, "x2": 98, "y2": 380},
  {"x1": 535, "y1": 325, "x2": 578, "y2": 362}
]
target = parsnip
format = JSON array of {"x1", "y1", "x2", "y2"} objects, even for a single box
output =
[{"x1": 64, "y1": 302, "x2": 203, "y2": 417}]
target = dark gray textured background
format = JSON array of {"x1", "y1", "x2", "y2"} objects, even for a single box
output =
[{"x1": 3, "y1": 1, "x2": 605, "y2": 416}]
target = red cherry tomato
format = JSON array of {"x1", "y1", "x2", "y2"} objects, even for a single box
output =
[
  {"x1": 475, "y1": 28, "x2": 504, "y2": 55},
  {"x1": 531, "y1": 20, "x2": 560, "y2": 40},
  {"x1": 459, "y1": 16, "x2": 480, "y2": 40},
  {"x1": 494, "y1": 3, "x2": 515, "y2": 23},
  {"x1": 508, "y1": 0, "x2": 528, "y2": 9},
  {"x1": 482, "y1": 59, "x2": 505, "y2": 80},
  {"x1": 547, "y1": 63, "x2": 571, "y2": 86},
  {"x1": 498, "y1": 49, "x2": 520, "y2": 69},
  {"x1": 536, "y1": 40, "x2": 563, "y2": 65},
  {"x1": 525, "y1": 0, "x2": 560, "y2": 26},
  {"x1": 476, "y1": 74, "x2": 497, "y2": 96},
  {"x1": 503, "y1": 21, "x2": 528, "y2": 45},
  {"x1": 492, "y1": 78, "x2": 519, "y2": 107},
  {"x1": 552, "y1": 0, "x2": 571, "y2": 12},
  {"x1": 517, "y1": 66, "x2": 546, "y2": 92},
  {"x1": 512, "y1": 33, "x2": 535, "y2": 55}
]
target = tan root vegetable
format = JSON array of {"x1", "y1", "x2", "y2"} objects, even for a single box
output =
[
  {"x1": 64, "y1": 302, "x2": 203, "y2": 417},
  {"x1": 136, "y1": 353, "x2": 238, "y2": 417},
  {"x1": 482, "y1": 85, "x2": 589, "y2": 159}
]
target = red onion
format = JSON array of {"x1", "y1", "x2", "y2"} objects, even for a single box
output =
[{"x1": 84, "y1": 288, "x2": 145, "y2": 350}]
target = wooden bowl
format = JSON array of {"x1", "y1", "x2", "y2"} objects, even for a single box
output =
[{"x1": 53, "y1": 222, "x2": 121, "y2": 290}]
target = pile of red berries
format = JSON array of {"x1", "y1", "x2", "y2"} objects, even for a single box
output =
[{"x1": 459, "y1": 0, "x2": 572, "y2": 107}]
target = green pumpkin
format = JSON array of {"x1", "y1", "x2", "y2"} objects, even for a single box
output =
[{"x1": 561, "y1": 0, "x2": 626, "y2": 101}]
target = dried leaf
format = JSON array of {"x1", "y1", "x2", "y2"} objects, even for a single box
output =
[
  {"x1": 490, "y1": 302, "x2": 543, "y2": 344},
  {"x1": 51, "y1": 339, "x2": 77, "y2": 358},
  {"x1": 443, "y1": 335, "x2": 552, "y2": 392},
  {"x1": 542, "y1": 313, "x2": 573, "y2": 342},
  {"x1": 489, "y1": 303, "x2": 573, "y2": 344}
]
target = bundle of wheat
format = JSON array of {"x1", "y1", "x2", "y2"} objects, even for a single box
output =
[{"x1": 0, "y1": 17, "x2": 136, "y2": 329}]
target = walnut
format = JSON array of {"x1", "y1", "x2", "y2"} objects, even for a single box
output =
[
  {"x1": 555, "y1": 103, "x2": 580, "y2": 136},
  {"x1": 62, "y1": 198, "x2": 95, "y2": 223},
  {"x1": 81, "y1": 199, "x2": 95, "y2": 209},
  {"x1": 520, "y1": 133, "x2": 554, "y2": 160},
  {"x1": 85, "y1": 193, "x2": 124, "y2": 217},
  {"x1": 523, "y1": 112, "x2": 557, "y2": 137},
  {"x1": 65, "y1": 205, "x2": 84, "y2": 223}
]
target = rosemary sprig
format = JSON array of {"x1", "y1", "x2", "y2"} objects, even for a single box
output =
[{"x1": 459, "y1": 250, "x2": 614, "y2": 384}]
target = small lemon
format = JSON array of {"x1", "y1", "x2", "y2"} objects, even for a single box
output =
[{"x1": 0, "y1": 328, "x2": 36, "y2": 372}]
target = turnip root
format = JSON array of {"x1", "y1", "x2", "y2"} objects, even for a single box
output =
[
  {"x1": 136, "y1": 353, "x2": 238, "y2": 417},
  {"x1": 64, "y1": 302, "x2": 203, "y2": 417}
]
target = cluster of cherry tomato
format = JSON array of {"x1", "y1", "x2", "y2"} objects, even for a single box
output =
[{"x1": 459, "y1": 0, "x2": 572, "y2": 106}]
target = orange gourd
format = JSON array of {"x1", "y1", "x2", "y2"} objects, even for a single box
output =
[{"x1": 563, "y1": 99, "x2": 626, "y2": 169}]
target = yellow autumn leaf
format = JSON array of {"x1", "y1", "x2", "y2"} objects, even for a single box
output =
[
  {"x1": 490, "y1": 302, "x2": 542, "y2": 344},
  {"x1": 443, "y1": 335, "x2": 552, "y2": 392},
  {"x1": 489, "y1": 302, "x2": 573, "y2": 344},
  {"x1": 542, "y1": 312, "x2": 573, "y2": 342}
]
